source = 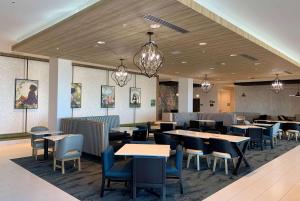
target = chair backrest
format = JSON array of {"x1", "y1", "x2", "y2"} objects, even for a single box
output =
[
  {"x1": 190, "y1": 120, "x2": 200, "y2": 129},
  {"x1": 154, "y1": 133, "x2": 177, "y2": 150},
  {"x1": 209, "y1": 138, "x2": 238, "y2": 158},
  {"x1": 282, "y1": 123, "x2": 298, "y2": 131},
  {"x1": 271, "y1": 123, "x2": 281, "y2": 136},
  {"x1": 132, "y1": 129, "x2": 148, "y2": 141},
  {"x1": 101, "y1": 145, "x2": 115, "y2": 175},
  {"x1": 56, "y1": 134, "x2": 84, "y2": 159},
  {"x1": 133, "y1": 156, "x2": 166, "y2": 186},
  {"x1": 160, "y1": 123, "x2": 174, "y2": 132},
  {"x1": 30, "y1": 126, "x2": 49, "y2": 144},
  {"x1": 184, "y1": 136, "x2": 210, "y2": 154},
  {"x1": 248, "y1": 128, "x2": 264, "y2": 141}
]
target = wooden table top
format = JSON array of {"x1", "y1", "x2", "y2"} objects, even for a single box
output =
[
  {"x1": 115, "y1": 144, "x2": 170, "y2": 157},
  {"x1": 194, "y1": 119, "x2": 216, "y2": 123},
  {"x1": 29, "y1": 130, "x2": 63, "y2": 136},
  {"x1": 253, "y1": 123, "x2": 273, "y2": 127},
  {"x1": 231, "y1": 125, "x2": 266, "y2": 130},
  {"x1": 164, "y1": 130, "x2": 249, "y2": 143},
  {"x1": 204, "y1": 145, "x2": 300, "y2": 201},
  {"x1": 154, "y1": 121, "x2": 177, "y2": 125},
  {"x1": 255, "y1": 120, "x2": 300, "y2": 124}
]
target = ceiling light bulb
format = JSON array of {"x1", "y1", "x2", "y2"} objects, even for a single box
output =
[
  {"x1": 209, "y1": 67, "x2": 215, "y2": 70},
  {"x1": 199, "y1": 42, "x2": 207, "y2": 46},
  {"x1": 230, "y1": 54, "x2": 237, "y2": 57},
  {"x1": 150, "y1": 24, "x2": 161, "y2": 29},
  {"x1": 97, "y1": 41, "x2": 105, "y2": 45},
  {"x1": 181, "y1": 61, "x2": 187, "y2": 64}
]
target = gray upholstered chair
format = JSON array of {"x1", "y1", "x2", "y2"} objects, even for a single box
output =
[
  {"x1": 31, "y1": 126, "x2": 52, "y2": 160},
  {"x1": 53, "y1": 134, "x2": 84, "y2": 174}
]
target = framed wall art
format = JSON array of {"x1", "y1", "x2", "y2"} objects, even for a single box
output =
[
  {"x1": 15, "y1": 79, "x2": 38, "y2": 109},
  {"x1": 101, "y1": 85, "x2": 115, "y2": 108},
  {"x1": 71, "y1": 83, "x2": 82, "y2": 108},
  {"x1": 129, "y1": 87, "x2": 141, "y2": 108}
]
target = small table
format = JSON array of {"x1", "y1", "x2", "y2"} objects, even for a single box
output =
[
  {"x1": 110, "y1": 127, "x2": 138, "y2": 136},
  {"x1": 154, "y1": 121, "x2": 177, "y2": 125},
  {"x1": 115, "y1": 144, "x2": 170, "y2": 157},
  {"x1": 29, "y1": 130, "x2": 63, "y2": 160},
  {"x1": 253, "y1": 123, "x2": 273, "y2": 127},
  {"x1": 231, "y1": 125, "x2": 266, "y2": 130}
]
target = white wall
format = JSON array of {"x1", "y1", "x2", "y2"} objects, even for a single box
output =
[
  {"x1": 235, "y1": 84, "x2": 300, "y2": 116},
  {"x1": 194, "y1": 85, "x2": 219, "y2": 113},
  {"x1": 72, "y1": 66, "x2": 157, "y2": 124},
  {"x1": 0, "y1": 56, "x2": 49, "y2": 134}
]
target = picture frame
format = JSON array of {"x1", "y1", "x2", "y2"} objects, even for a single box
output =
[
  {"x1": 71, "y1": 83, "x2": 82, "y2": 108},
  {"x1": 14, "y1": 79, "x2": 38, "y2": 109},
  {"x1": 101, "y1": 85, "x2": 115, "y2": 108},
  {"x1": 129, "y1": 87, "x2": 141, "y2": 108}
]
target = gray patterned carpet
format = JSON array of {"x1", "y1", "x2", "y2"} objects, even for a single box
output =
[{"x1": 12, "y1": 140, "x2": 299, "y2": 201}]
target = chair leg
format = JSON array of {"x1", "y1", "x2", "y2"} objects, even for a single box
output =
[
  {"x1": 206, "y1": 156, "x2": 210, "y2": 168},
  {"x1": 224, "y1": 159, "x2": 228, "y2": 175},
  {"x1": 34, "y1": 149, "x2": 38, "y2": 160},
  {"x1": 162, "y1": 185, "x2": 166, "y2": 201},
  {"x1": 78, "y1": 158, "x2": 81, "y2": 171},
  {"x1": 133, "y1": 182, "x2": 137, "y2": 201},
  {"x1": 219, "y1": 159, "x2": 222, "y2": 168},
  {"x1": 187, "y1": 154, "x2": 192, "y2": 168},
  {"x1": 196, "y1": 155, "x2": 200, "y2": 171},
  {"x1": 232, "y1": 158, "x2": 237, "y2": 169},
  {"x1": 53, "y1": 158, "x2": 56, "y2": 171},
  {"x1": 62, "y1": 160, "x2": 65, "y2": 174},
  {"x1": 179, "y1": 178, "x2": 183, "y2": 194},
  {"x1": 107, "y1": 179, "x2": 111, "y2": 188},
  {"x1": 100, "y1": 178, "x2": 105, "y2": 197},
  {"x1": 296, "y1": 133, "x2": 298, "y2": 142},
  {"x1": 213, "y1": 157, "x2": 217, "y2": 172}
]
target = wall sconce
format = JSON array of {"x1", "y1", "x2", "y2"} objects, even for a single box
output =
[{"x1": 241, "y1": 92, "x2": 246, "y2": 97}]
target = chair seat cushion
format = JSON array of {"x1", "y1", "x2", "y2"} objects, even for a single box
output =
[
  {"x1": 106, "y1": 159, "x2": 132, "y2": 178},
  {"x1": 186, "y1": 149, "x2": 203, "y2": 155},
  {"x1": 286, "y1": 130, "x2": 299, "y2": 134},
  {"x1": 166, "y1": 157, "x2": 178, "y2": 176},
  {"x1": 212, "y1": 151, "x2": 231, "y2": 159},
  {"x1": 57, "y1": 150, "x2": 81, "y2": 160}
]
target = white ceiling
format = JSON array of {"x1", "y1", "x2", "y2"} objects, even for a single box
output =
[
  {"x1": 195, "y1": 0, "x2": 300, "y2": 66},
  {"x1": 0, "y1": 0, "x2": 99, "y2": 51}
]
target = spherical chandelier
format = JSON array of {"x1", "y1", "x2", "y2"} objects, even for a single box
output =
[
  {"x1": 133, "y1": 32, "x2": 164, "y2": 78},
  {"x1": 111, "y1": 59, "x2": 132, "y2": 87},
  {"x1": 271, "y1": 74, "x2": 283, "y2": 94},
  {"x1": 201, "y1": 74, "x2": 213, "y2": 93}
]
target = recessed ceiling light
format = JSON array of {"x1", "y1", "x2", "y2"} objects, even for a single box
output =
[
  {"x1": 199, "y1": 42, "x2": 207, "y2": 46},
  {"x1": 230, "y1": 54, "x2": 238, "y2": 57},
  {"x1": 150, "y1": 23, "x2": 161, "y2": 29},
  {"x1": 175, "y1": 72, "x2": 180, "y2": 74},
  {"x1": 171, "y1": 51, "x2": 181, "y2": 55},
  {"x1": 254, "y1": 62, "x2": 261, "y2": 66},
  {"x1": 202, "y1": 50, "x2": 206, "y2": 54},
  {"x1": 56, "y1": 47, "x2": 60, "y2": 50},
  {"x1": 181, "y1": 61, "x2": 187, "y2": 64},
  {"x1": 122, "y1": 23, "x2": 127, "y2": 28},
  {"x1": 231, "y1": 72, "x2": 236, "y2": 75},
  {"x1": 97, "y1": 41, "x2": 105, "y2": 45},
  {"x1": 11, "y1": 1, "x2": 15, "y2": 3},
  {"x1": 209, "y1": 67, "x2": 215, "y2": 70},
  {"x1": 221, "y1": 62, "x2": 226, "y2": 66}
]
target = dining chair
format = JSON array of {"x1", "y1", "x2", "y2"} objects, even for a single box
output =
[
  {"x1": 53, "y1": 134, "x2": 83, "y2": 174},
  {"x1": 263, "y1": 123, "x2": 281, "y2": 147},
  {"x1": 248, "y1": 128, "x2": 264, "y2": 150},
  {"x1": 184, "y1": 136, "x2": 211, "y2": 171},
  {"x1": 30, "y1": 126, "x2": 52, "y2": 160},
  {"x1": 160, "y1": 123, "x2": 174, "y2": 132},
  {"x1": 189, "y1": 120, "x2": 201, "y2": 131},
  {"x1": 100, "y1": 146, "x2": 132, "y2": 197},
  {"x1": 166, "y1": 145, "x2": 184, "y2": 194},
  {"x1": 133, "y1": 156, "x2": 166, "y2": 201},
  {"x1": 209, "y1": 138, "x2": 239, "y2": 175},
  {"x1": 154, "y1": 133, "x2": 178, "y2": 150},
  {"x1": 132, "y1": 129, "x2": 148, "y2": 141},
  {"x1": 284, "y1": 123, "x2": 299, "y2": 141}
]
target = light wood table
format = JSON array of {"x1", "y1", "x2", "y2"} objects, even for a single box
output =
[
  {"x1": 204, "y1": 145, "x2": 300, "y2": 201},
  {"x1": 231, "y1": 125, "x2": 266, "y2": 130},
  {"x1": 164, "y1": 130, "x2": 250, "y2": 175},
  {"x1": 29, "y1": 130, "x2": 63, "y2": 160},
  {"x1": 154, "y1": 121, "x2": 177, "y2": 125},
  {"x1": 115, "y1": 144, "x2": 170, "y2": 157},
  {"x1": 195, "y1": 120, "x2": 216, "y2": 123},
  {"x1": 253, "y1": 123, "x2": 273, "y2": 127},
  {"x1": 110, "y1": 127, "x2": 138, "y2": 136}
]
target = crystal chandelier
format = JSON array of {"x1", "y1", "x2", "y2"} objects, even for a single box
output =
[
  {"x1": 201, "y1": 74, "x2": 213, "y2": 93},
  {"x1": 111, "y1": 59, "x2": 132, "y2": 87},
  {"x1": 133, "y1": 32, "x2": 164, "y2": 78},
  {"x1": 271, "y1": 74, "x2": 283, "y2": 94}
]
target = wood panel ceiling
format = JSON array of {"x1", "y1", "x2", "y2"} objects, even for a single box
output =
[{"x1": 12, "y1": 0, "x2": 300, "y2": 82}]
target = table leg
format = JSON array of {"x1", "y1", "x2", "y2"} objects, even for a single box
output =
[
  {"x1": 44, "y1": 139, "x2": 49, "y2": 160},
  {"x1": 232, "y1": 140, "x2": 250, "y2": 175}
]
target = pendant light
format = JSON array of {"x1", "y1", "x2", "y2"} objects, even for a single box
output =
[
  {"x1": 271, "y1": 74, "x2": 283, "y2": 94},
  {"x1": 111, "y1": 59, "x2": 132, "y2": 87},
  {"x1": 200, "y1": 74, "x2": 213, "y2": 93},
  {"x1": 133, "y1": 32, "x2": 164, "y2": 78}
]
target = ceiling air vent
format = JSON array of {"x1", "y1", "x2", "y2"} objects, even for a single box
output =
[
  {"x1": 144, "y1": 15, "x2": 189, "y2": 34},
  {"x1": 284, "y1": 70, "x2": 293, "y2": 75},
  {"x1": 239, "y1": 54, "x2": 258, "y2": 61}
]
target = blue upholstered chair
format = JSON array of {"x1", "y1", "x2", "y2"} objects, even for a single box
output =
[
  {"x1": 131, "y1": 129, "x2": 148, "y2": 141},
  {"x1": 154, "y1": 133, "x2": 178, "y2": 150},
  {"x1": 53, "y1": 134, "x2": 83, "y2": 174},
  {"x1": 263, "y1": 123, "x2": 281, "y2": 148},
  {"x1": 166, "y1": 145, "x2": 183, "y2": 194},
  {"x1": 100, "y1": 146, "x2": 132, "y2": 197},
  {"x1": 30, "y1": 126, "x2": 53, "y2": 160}
]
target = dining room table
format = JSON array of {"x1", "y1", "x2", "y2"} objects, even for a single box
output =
[
  {"x1": 110, "y1": 127, "x2": 138, "y2": 136},
  {"x1": 163, "y1": 130, "x2": 250, "y2": 175},
  {"x1": 29, "y1": 130, "x2": 63, "y2": 160},
  {"x1": 115, "y1": 143, "x2": 170, "y2": 157}
]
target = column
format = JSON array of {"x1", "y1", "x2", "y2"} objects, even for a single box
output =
[
  {"x1": 178, "y1": 78, "x2": 193, "y2": 112},
  {"x1": 48, "y1": 58, "x2": 72, "y2": 130}
]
